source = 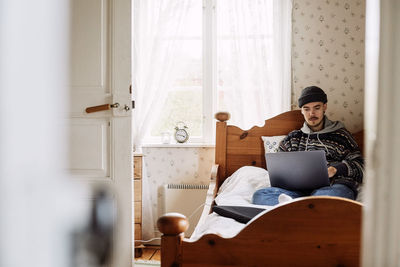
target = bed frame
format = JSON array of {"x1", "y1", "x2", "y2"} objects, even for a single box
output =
[{"x1": 157, "y1": 110, "x2": 364, "y2": 267}]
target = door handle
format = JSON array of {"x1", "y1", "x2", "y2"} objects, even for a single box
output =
[{"x1": 85, "y1": 103, "x2": 120, "y2": 113}]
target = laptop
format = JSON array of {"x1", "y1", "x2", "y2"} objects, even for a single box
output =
[
  {"x1": 265, "y1": 150, "x2": 330, "y2": 191},
  {"x1": 212, "y1": 205, "x2": 266, "y2": 224}
]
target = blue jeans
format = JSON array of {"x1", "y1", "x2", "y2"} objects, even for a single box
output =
[{"x1": 252, "y1": 184, "x2": 355, "y2": 206}]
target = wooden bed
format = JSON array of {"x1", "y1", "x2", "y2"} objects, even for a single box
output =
[{"x1": 157, "y1": 110, "x2": 364, "y2": 267}]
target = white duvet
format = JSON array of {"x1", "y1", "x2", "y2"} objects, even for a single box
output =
[{"x1": 189, "y1": 166, "x2": 275, "y2": 241}]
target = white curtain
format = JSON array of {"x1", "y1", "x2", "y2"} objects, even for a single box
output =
[
  {"x1": 133, "y1": 0, "x2": 196, "y2": 148},
  {"x1": 133, "y1": 0, "x2": 197, "y2": 240},
  {"x1": 216, "y1": 0, "x2": 292, "y2": 130}
]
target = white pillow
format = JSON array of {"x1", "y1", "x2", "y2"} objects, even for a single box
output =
[{"x1": 261, "y1": 135, "x2": 286, "y2": 153}]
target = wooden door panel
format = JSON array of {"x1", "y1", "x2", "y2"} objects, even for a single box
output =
[{"x1": 69, "y1": 118, "x2": 110, "y2": 178}]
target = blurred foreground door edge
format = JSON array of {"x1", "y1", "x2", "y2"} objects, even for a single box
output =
[{"x1": 0, "y1": 0, "x2": 132, "y2": 266}]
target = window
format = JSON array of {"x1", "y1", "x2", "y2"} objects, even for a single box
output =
[
  {"x1": 150, "y1": 0, "x2": 205, "y2": 142},
  {"x1": 133, "y1": 0, "x2": 292, "y2": 145}
]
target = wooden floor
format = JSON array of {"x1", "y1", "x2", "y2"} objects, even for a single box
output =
[{"x1": 134, "y1": 245, "x2": 161, "y2": 262}]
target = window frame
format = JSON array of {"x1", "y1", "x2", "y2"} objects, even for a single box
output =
[{"x1": 202, "y1": 0, "x2": 216, "y2": 145}]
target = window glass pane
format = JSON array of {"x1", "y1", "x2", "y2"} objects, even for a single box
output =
[
  {"x1": 151, "y1": 41, "x2": 202, "y2": 138},
  {"x1": 151, "y1": 87, "x2": 202, "y2": 137},
  {"x1": 150, "y1": 2, "x2": 202, "y2": 139}
]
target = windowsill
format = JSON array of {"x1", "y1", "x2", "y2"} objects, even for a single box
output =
[{"x1": 142, "y1": 143, "x2": 215, "y2": 148}]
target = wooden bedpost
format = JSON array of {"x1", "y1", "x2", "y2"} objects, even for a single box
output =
[
  {"x1": 214, "y1": 112, "x2": 230, "y2": 187},
  {"x1": 157, "y1": 213, "x2": 189, "y2": 267}
]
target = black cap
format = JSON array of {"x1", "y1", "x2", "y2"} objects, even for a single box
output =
[{"x1": 298, "y1": 86, "x2": 327, "y2": 107}]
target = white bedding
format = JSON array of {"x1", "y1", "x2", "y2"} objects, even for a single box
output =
[
  {"x1": 189, "y1": 166, "x2": 276, "y2": 241},
  {"x1": 189, "y1": 164, "x2": 364, "y2": 241}
]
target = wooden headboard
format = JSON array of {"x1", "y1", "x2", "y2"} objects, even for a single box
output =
[{"x1": 214, "y1": 110, "x2": 364, "y2": 187}]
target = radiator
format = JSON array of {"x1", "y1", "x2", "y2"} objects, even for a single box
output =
[{"x1": 161, "y1": 184, "x2": 209, "y2": 237}]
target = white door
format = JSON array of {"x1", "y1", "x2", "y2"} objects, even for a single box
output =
[{"x1": 69, "y1": 0, "x2": 133, "y2": 266}]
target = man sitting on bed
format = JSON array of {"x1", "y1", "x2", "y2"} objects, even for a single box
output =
[{"x1": 252, "y1": 86, "x2": 364, "y2": 206}]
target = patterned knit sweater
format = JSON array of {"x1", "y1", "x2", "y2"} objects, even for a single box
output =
[{"x1": 278, "y1": 116, "x2": 364, "y2": 194}]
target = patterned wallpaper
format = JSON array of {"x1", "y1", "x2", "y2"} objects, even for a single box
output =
[
  {"x1": 142, "y1": 147, "x2": 214, "y2": 225},
  {"x1": 141, "y1": 0, "x2": 366, "y2": 234},
  {"x1": 292, "y1": 0, "x2": 365, "y2": 133}
]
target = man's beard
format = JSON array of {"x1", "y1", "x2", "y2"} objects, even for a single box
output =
[{"x1": 307, "y1": 116, "x2": 324, "y2": 129}]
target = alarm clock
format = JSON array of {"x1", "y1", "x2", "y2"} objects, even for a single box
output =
[{"x1": 174, "y1": 122, "x2": 189, "y2": 143}]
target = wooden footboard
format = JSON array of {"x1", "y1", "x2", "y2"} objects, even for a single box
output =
[{"x1": 158, "y1": 196, "x2": 362, "y2": 267}]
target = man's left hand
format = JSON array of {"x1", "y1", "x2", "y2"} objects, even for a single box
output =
[{"x1": 327, "y1": 166, "x2": 337, "y2": 178}]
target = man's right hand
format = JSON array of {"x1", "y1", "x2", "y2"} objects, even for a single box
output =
[{"x1": 328, "y1": 166, "x2": 337, "y2": 178}]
